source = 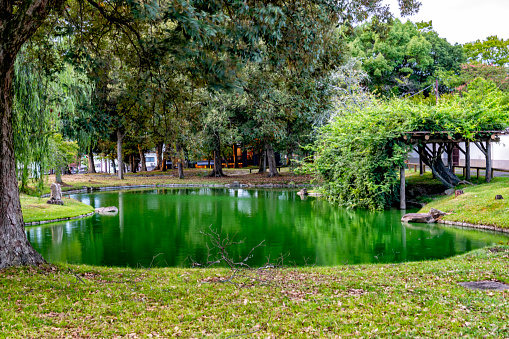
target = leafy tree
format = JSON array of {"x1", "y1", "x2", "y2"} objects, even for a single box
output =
[
  {"x1": 439, "y1": 63, "x2": 509, "y2": 93},
  {"x1": 47, "y1": 133, "x2": 79, "y2": 183},
  {"x1": 349, "y1": 19, "x2": 465, "y2": 96},
  {"x1": 0, "y1": 0, "x2": 66, "y2": 268},
  {"x1": 464, "y1": 36, "x2": 509, "y2": 67}
]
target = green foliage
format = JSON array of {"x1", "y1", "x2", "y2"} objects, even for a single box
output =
[
  {"x1": 348, "y1": 19, "x2": 465, "y2": 96},
  {"x1": 47, "y1": 133, "x2": 79, "y2": 171},
  {"x1": 464, "y1": 35, "x2": 509, "y2": 66},
  {"x1": 13, "y1": 42, "x2": 92, "y2": 191},
  {"x1": 439, "y1": 62, "x2": 509, "y2": 92},
  {"x1": 308, "y1": 78, "x2": 509, "y2": 210}
]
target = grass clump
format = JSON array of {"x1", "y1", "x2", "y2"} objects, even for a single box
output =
[
  {"x1": 21, "y1": 195, "x2": 95, "y2": 223},
  {"x1": 1, "y1": 247, "x2": 508, "y2": 337},
  {"x1": 418, "y1": 177, "x2": 509, "y2": 228}
]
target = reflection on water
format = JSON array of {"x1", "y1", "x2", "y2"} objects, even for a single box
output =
[{"x1": 26, "y1": 188, "x2": 509, "y2": 267}]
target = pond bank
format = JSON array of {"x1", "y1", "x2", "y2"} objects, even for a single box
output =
[
  {"x1": 1, "y1": 246, "x2": 508, "y2": 337},
  {"x1": 21, "y1": 195, "x2": 95, "y2": 225},
  {"x1": 417, "y1": 176, "x2": 509, "y2": 230}
]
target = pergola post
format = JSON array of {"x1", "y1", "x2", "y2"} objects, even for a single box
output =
[
  {"x1": 400, "y1": 166, "x2": 406, "y2": 210},
  {"x1": 465, "y1": 141, "x2": 471, "y2": 181},
  {"x1": 432, "y1": 143, "x2": 436, "y2": 179},
  {"x1": 447, "y1": 144, "x2": 453, "y2": 171},
  {"x1": 419, "y1": 151, "x2": 424, "y2": 176},
  {"x1": 486, "y1": 139, "x2": 492, "y2": 183}
]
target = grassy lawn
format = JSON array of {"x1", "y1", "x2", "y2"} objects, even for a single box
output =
[
  {"x1": 415, "y1": 175, "x2": 509, "y2": 229},
  {"x1": 1, "y1": 246, "x2": 508, "y2": 337},
  {"x1": 21, "y1": 195, "x2": 95, "y2": 223}
]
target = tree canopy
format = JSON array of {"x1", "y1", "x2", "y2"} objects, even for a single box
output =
[
  {"x1": 464, "y1": 35, "x2": 509, "y2": 67},
  {"x1": 348, "y1": 19, "x2": 465, "y2": 96}
]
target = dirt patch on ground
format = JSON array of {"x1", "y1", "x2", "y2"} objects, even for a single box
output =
[
  {"x1": 458, "y1": 280, "x2": 509, "y2": 291},
  {"x1": 488, "y1": 247, "x2": 509, "y2": 253}
]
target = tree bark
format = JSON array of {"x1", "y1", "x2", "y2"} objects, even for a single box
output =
[
  {"x1": 233, "y1": 144, "x2": 239, "y2": 168},
  {"x1": 176, "y1": 142, "x2": 184, "y2": 179},
  {"x1": 258, "y1": 149, "x2": 266, "y2": 173},
  {"x1": 155, "y1": 142, "x2": 163, "y2": 171},
  {"x1": 55, "y1": 167, "x2": 62, "y2": 183},
  {"x1": 208, "y1": 135, "x2": 226, "y2": 177},
  {"x1": 162, "y1": 148, "x2": 168, "y2": 172},
  {"x1": 87, "y1": 148, "x2": 96, "y2": 173},
  {"x1": 417, "y1": 144, "x2": 460, "y2": 188},
  {"x1": 117, "y1": 129, "x2": 124, "y2": 180},
  {"x1": 0, "y1": 0, "x2": 67, "y2": 268},
  {"x1": 131, "y1": 154, "x2": 137, "y2": 174},
  {"x1": 138, "y1": 145, "x2": 147, "y2": 172},
  {"x1": 266, "y1": 143, "x2": 279, "y2": 177}
]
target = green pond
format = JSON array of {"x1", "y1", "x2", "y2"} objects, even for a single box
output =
[{"x1": 26, "y1": 188, "x2": 509, "y2": 268}]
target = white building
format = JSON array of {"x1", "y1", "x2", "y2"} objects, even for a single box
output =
[{"x1": 408, "y1": 135, "x2": 509, "y2": 170}]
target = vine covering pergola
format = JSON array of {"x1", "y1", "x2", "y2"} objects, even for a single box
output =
[
  {"x1": 309, "y1": 78, "x2": 509, "y2": 211},
  {"x1": 398, "y1": 129, "x2": 508, "y2": 209}
]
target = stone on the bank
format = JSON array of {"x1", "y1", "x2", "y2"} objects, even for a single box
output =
[
  {"x1": 429, "y1": 208, "x2": 446, "y2": 219},
  {"x1": 401, "y1": 213, "x2": 435, "y2": 223},
  {"x1": 50, "y1": 183, "x2": 62, "y2": 200},
  {"x1": 95, "y1": 206, "x2": 119, "y2": 215},
  {"x1": 444, "y1": 188, "x2": 455, "y2": 195},
  {"x1": 47, "y1": 183, "x2": 64, "y2": 205},
  {"x1": 297, "y1": 188, "x2": 308, "y2": 196},
  {"x1": 401, "y1": 208, "x2": 446, "y2": 223}
]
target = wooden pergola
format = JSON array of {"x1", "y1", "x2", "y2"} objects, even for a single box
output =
[{"x1": 399, "y1": 129, "x2": 508, "y2": 210}]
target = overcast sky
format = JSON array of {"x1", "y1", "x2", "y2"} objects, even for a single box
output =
[{"x1": 383, "y1": 0, "x2": 509, "y2": 45}]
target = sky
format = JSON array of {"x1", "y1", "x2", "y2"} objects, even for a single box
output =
[{"x1": 383, "y1": 0, "x2": 509, "y2": 45}]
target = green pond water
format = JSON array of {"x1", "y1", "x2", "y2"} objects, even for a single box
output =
[{"x1": 26, "y1": 188, "x2": 509, "y2": 268}]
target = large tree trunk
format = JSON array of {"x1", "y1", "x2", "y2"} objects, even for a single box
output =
[
  {"x1": 1, "y1": 64, "x2": 44, "y2": 267},
  {"x1": 117, "y1": 129, "x2": 124, "y2": 180},
  {"x1": 233, "y1": 144, "x2": 239, "y2": 168},
  {"x1": 55, "y1": 167, "x2": 62, "y2": 183},
  {"x1": 162, "y1": 148, "x2": 168, "y2": 172},
  {"x1": 131, "y1": 154, "x2": 137, "y2": 174},
  {"x1": 138, "y1": 145, "x2": 147, "y2": 172},
  {"x1": 87, "y1": 148, "x2": 96, "y2": 173},
  {"x1": 258, "y1": 149, "x2": 266, "y2": 173},
  {"x1": 1, "y1": 72, "x2": 45, "y2": 267},
  {"x1": 176, "y1": 142, "x2": 184, "y2": 179},
  {"x1": 155, "y1": 142, "x2": 163, "y2": 171},
  {"x1": 266, "y1": 143, "x2": 279, "y2": 177},
  {"x1": 0, "y1": 0, "x2": 66, "y2": 268},
  {"x1": 208, "y1": 135, "x2": 226, "y2": 177},
  {"x1": 417, "y1": 144, "x2": 461, "y2": 188}
]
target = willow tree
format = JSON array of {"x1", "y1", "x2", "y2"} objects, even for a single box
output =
[{"x1": 0, "y1": 0, "x2": 66, "y2": 268}]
